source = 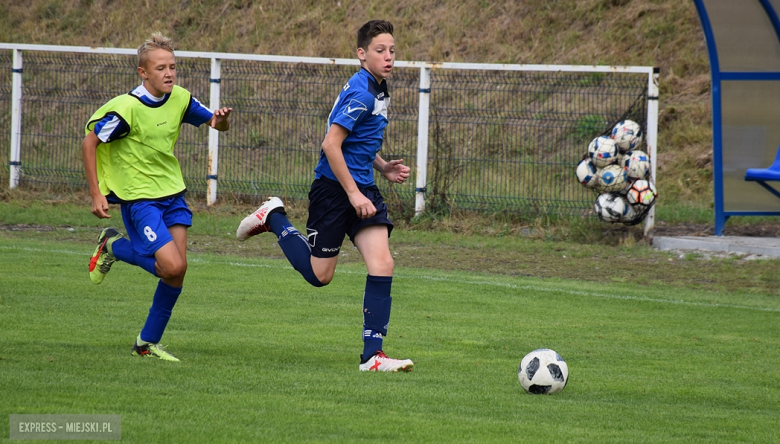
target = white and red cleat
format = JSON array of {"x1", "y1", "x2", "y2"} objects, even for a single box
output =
[
  {"x1": 359, "y1": 351, "x2": 414, "y2": 372},
  {"x1": 236, "y1": 197, "x2": 286, "y2": 241}
]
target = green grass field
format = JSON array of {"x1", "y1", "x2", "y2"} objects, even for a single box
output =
[{"x1": 1, "y1": 226, "x2": 779, "y2": 442}]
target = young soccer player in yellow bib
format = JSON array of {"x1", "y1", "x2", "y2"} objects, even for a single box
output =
[{"x1": 83, "y1": 33, "x2": 232, "y2": 361}]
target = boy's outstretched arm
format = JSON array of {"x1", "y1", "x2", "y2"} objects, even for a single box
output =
[
  {"x1": 210, "y1": 107, "x2": 233, "y2": 131},
  {"x1": 82, "y1": 131, "x2": 110, "y2": 219}
]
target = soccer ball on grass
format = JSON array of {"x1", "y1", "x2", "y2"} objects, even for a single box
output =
[{"x1": 518, "y1": 348, "x2": 569, "y2": 395}]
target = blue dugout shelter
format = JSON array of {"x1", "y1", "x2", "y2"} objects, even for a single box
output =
[{"x1": 694, "y1": 0, "x2": 780, "y2": 235}]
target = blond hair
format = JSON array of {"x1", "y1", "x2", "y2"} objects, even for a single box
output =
[{"x1": 137, "y1": 32, "x2": 174, "y2": 68}]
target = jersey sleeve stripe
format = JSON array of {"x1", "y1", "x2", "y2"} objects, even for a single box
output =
[
  {"x1": 93, "y1": 112, "x2": 130, "y2": 143},
  {"x1": 182, "y1": 95, "x2": 214, "y2": 127}
]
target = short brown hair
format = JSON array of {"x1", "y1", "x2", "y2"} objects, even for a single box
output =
[
  {"x1": 137, "y1": 32, "x2": 174, "y2": 68},
  {"x1": 357, "y1": 20, "x2": 393, "y2": 50}
]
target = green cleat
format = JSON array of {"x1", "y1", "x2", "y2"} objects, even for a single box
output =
[
  {"x1": 88, "y1": 227, "x2": 123, "y2": 285},
  {"x1": 132, "y1": 342, "x2": 180, "y2": 362}
]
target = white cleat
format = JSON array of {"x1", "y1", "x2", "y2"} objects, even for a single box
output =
[
  {"x1": 359, "y1": 351, "x2": 414, "y2": 372},
  {"x1": 236, "y1": 197, "x2": 286, "y2": 241}
]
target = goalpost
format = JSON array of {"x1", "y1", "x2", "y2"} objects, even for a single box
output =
[{"x1": 411, "y1": 63, "x2": 659, "y2": 236}]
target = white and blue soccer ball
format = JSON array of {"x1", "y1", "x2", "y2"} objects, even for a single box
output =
[
  {"x1": 588, "y1": 135, "x2": 619, "y2": 168},
  {"x1": 594, "y1": 192, "x2": 629, "y2": 223},
  {"x1": 596, "y1": 164, "x2": 626, "y2": 192},
  {"x1": 518, "y1": 348, "x2": 569, "y2": 395},
  {"x1": 623, "y1": 150, "x2": 651, "y2": 182},
  {"x1": 611, "y1": 119, "x2": 644, "y2": 153},
  {"x1": 575, "y1": 158, "x2": 599, "y2": 188}
]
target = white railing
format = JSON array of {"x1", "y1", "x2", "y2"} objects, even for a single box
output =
[{"x1": 0, "y1": 43, "x2": 658, "y2": 235}]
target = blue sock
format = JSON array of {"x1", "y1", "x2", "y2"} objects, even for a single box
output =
[
  {"x1": 139, "y1": 280, "x2": 181, "y2": 343},
  {"x1": 270, "y1": 213, "x2": 324, "y2": 287},
  {"x1": 362, "y1": 275, "x2": 392, "y2": 360},
  {"x1": 111, "y1": 238, "x2": 158, "y2": 277},
  {"x1": 267, "y1": 212, "x2": 289, "y2": 237}
]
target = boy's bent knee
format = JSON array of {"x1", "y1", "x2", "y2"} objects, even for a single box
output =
[
  {"x1": 314, "y1": 273, "x2": 333, "y2": 286},
  {"x1": 156, "y1": 260, "x2": 187, "y2": 280},
  {"x1": 313, "y1": 267, "x2": 335, "y2": 286},
  {"x1": 310, "y1": 256, "x2": 337, "y2": 287}
]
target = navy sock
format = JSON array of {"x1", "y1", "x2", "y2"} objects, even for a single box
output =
[
  {"x1": 112, "y1": 238, "x2": 158, "y2": 277},
  {"x1": 140, "y1": 280, "x2": 181, "y2": 343},
  {"x1": 267, "y1": 212, "x2": 290, "y2": 237},
  {"x1": 270, "y1": 213, "x2": 324, "y2": 287},
  {"x1": 362, "y1": 275, "x2": 392, "y2": 360},
  {"x1": 111, "y1": 238, "x2": 134, "y2": 264}
]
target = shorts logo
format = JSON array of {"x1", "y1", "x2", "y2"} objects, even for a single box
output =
[
  {"x1": 306, "y1": 229, "x2": 318, "y2": 248},
  {"x1": 343, "y1": 99, "x2": 367, "y2": 121},
  {"x1": 307, "y1": 228, "x2": 339, "y2": 254}
]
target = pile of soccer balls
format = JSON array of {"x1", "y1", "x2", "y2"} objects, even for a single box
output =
[{"x1": 575, "y1": 119, "x2": 658, "y2": 225}]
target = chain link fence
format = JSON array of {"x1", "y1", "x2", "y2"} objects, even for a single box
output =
[
  {"x1": 1, "y1": 47, "x2": 651, "y2": 220},
  {"x1": 426, "y1": 69, "x2": 647, "y2": 214},
  {"x1": 0, "y1": 52, "x2": 11, "y2": 186}
]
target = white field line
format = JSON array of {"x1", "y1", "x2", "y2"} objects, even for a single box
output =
[{"x1": 3, "y1": 245, "x2": 779, "y2": 313}]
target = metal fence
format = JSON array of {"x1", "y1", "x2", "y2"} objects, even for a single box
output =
[
  {"x1": 1, "y1": 44, "x2": 658, "y2": 225},
  {"x1": 425, "y1": 69, "x2": 651, "y2": 215},
  {"x1": 0, "y1": 51, "x2": 10, "y2": 186}
]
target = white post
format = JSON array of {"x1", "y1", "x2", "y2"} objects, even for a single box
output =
[
  {"x1": 415, "y1": 66, "x2": 431, "y2": 216},
  {"x1": 644, "y1": 67, "x2": 660, "y2": 238},
  {"x1": 9, "y1": 49, "x2": 22, "y2": 189},
  {"x1": 207, "y1": 58, "x2": 221, "y2": 206}
]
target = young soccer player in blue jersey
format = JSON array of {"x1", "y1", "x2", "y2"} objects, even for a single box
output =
[
  {"x1": 83, "y1": 32, "x2": 232, "y2": 362},
  {"x1": 237, "y1": 20, "x2": 414, "y2": 372}
]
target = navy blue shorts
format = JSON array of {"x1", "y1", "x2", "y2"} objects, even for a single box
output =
[
  {"x1": 306, "y1": 177, "x2": 393, "y2": 258},
  {"x1": 120, "y1": 195, "x2": 193, "y2": 257}
]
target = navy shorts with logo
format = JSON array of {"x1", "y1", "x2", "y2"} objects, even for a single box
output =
[{"x1": 306, "y1": 177, "x2": 393, "y2": 258}]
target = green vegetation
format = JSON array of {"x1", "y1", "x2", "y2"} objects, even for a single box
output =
[
  {"x1": 574, "y1": 114, "x2": 610, "y2": 142},
  {"x1": 2, "y1": 192, "x2": 779, "y2": 299},
  {"x1": 2, "y1": 224, "x2": 779, "y2": 442}
]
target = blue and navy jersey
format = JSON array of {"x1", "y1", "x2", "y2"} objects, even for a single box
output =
[
  {"x1": 314, "y1": 68, "x2": 390, "y2": 186},
  {"x1": 92, "y1": 83, "x2": 213, "y2": 143}
]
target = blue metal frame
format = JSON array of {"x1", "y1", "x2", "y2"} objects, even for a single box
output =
[
  {"x1": 693, "y1": 0, "x2": 780, "y2": 235},
  {"x1": 720, "y1": 72, "x2": 780, "y2": 80},
  {"x1": 758, "y1": 0, "x2": 780, "y2": 40},
  {"x1": 752, "y1": 181, "x2": 780, "y2": 199},
  {"x1": 692, "y1": 0, "x2": 726, "y2": 233}
]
